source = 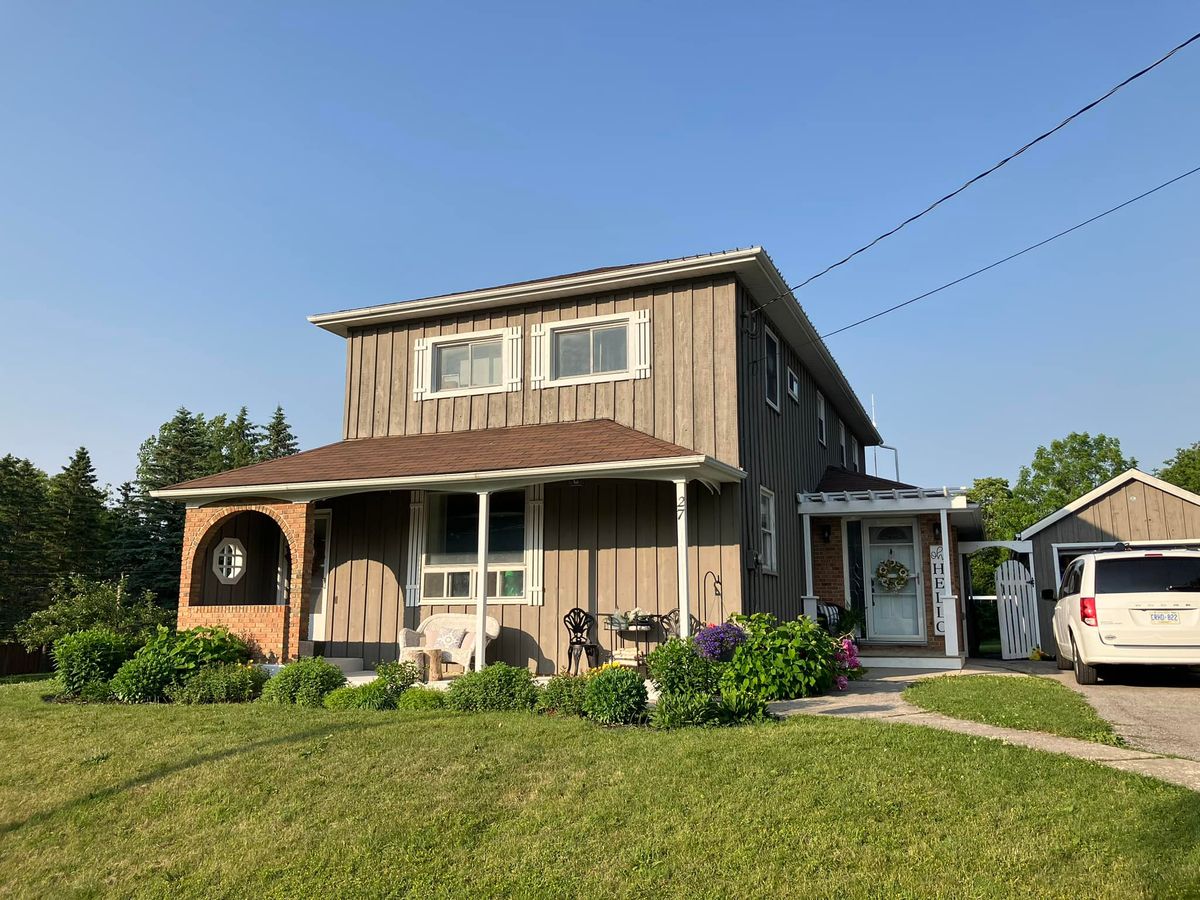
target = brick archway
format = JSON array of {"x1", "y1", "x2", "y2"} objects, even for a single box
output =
[{"x1": 178, "y1": 500, "x2": 315, "y2": 662}]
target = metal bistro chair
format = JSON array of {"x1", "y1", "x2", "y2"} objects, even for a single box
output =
[
  {"x1": 563, "y1": 607, "x2": 601, "y2": 675},
  {"x1": 657, "y1": 608, "x2": 704, "y2": 640}
]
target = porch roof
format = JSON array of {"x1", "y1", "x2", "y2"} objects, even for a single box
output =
[
  {"x1": 796, "y1": 483, "x2": 977, "y2": 517},
  {"x1": 151, "y1": 419, "x2": 745, "y2": 503}
]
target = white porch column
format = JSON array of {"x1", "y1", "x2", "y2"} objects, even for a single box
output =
[
  {"x1": 674, "y1": 479, "x2": 691, "y2": 640},
  {"x1": 801, "y1": 513, "x2": 818, "y2": 619},
  {"x1": 939, "y1": 506, "x2": 959, "y2": 657},
  {"x1": 474, "y1": 490, "x2": 491, "y2": 672}
]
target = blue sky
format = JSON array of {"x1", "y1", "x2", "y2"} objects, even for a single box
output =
[{"x1": 2, "y1": 2, "x2": 1197, "y2": 489}]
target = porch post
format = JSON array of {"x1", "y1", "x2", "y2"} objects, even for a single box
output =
[
  {"x1": 801, "y1": 513, "x2": 818, "y2": 619},
  {"x1": 940, "y1": 506, "x2": 959, "y2": 657},
  {"x1": 674, "y1": 479, "x2": 691, "y2": 640},
  {"x1": 475, "y1": 490, "x2": 491, "y2": 672}
]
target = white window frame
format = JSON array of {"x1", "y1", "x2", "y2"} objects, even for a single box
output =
[
  {"x1": 212, "y1": 538, "x2": 246, "y2": 586},
  {"x1": 759, "y1": 486, "x2": 778, "y2": 575},
  {"x1": 850, "y1": 434, "x2": 859, "y2": 472},
  {"x1": 816, "y1": 391, "x2": 827, "y2": 445},
  {"x1": 404, "y1": 486, "x2": 545, "y2": 608},
  {"x1": 763, "y1": 327, "x2": 781, "y2": 412},
  {"x1": 839, "y1": 421, "x2": 847, "y2": 467},
  {"x1": 531, "y1": 309, "x2": 650, "y2": 389},
  {"x1": 412, "y1": 327, "x2": 522, "y2": 401},
  {"x1": 786, "y1": 367, "x2": 800, "y2": 402}
]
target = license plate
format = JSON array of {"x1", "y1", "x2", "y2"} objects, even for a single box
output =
[{"x1": 1149, "y1": 611, "x2": 1181, "y2": 625}]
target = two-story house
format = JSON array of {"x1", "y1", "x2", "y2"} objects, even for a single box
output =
[{"x1": 155, "y1": 247, "x2": 979, "y2": 673}]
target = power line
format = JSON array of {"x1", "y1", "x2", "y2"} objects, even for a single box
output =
[
  {"x1": 752, "y1": 29, "x2": 1200, "y2": 313},
  {"x1": 817, "y1": 163, "x2": 1200, "y2": 341}
]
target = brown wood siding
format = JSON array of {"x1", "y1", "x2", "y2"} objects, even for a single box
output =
[
  {"x1": 314, "y1": 482, "x2": 741, "y2": 673},
  {"x1": 340, "y1": 276, "x2": 741, "y2": 467},
  {"x1": 199, "y1": 511, "x2": 282, "y2": 605},
  {"x1": 1029, "y1": 479, "x2": 1200, "y2": 651},
  {"x1": 735, "y1": 283, "x2": 869, "y2": 618}
]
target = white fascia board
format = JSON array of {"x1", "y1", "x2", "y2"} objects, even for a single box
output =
[
  {"x1": 307, "y1": 249, "x2": 764, "y2": 336},
  {"x1": 796, "y1": 495, "x2": 964, "y2": 515},
  {"x1": 1017, "y1": 468, "x2": 1200, "y2": 540},
  {"x1": 151, "y1": 454, "x2": 746, "y2": 503}
]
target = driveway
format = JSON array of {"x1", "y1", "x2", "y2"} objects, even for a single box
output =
[{"x1": 1044, "y1": 665, "x2": 1200, "y2": 761}]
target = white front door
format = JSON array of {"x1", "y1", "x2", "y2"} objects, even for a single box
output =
[
  {"x1": 308, "y1": 511, "x2": 332, "y2": 643},
  {"x1": 865, "y1": 520, "x2": 924, "y2": 641}
]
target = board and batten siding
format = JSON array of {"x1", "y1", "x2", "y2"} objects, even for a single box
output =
[
  {"x1": 198, "y1": 511, "x2": 283, "y2": 606},
  {"x1": 735, "y1": 284, "x2": 868, "y2": 620},
  {"x1": 315, "y1": 482, "x2": 741, "y2": 673},
  {"x1": 339, "y1": 276, "x2": 741, "y2": 467},
  {"x1": 1029, "y1": 479, "x2": 1200, "y2": 652}
]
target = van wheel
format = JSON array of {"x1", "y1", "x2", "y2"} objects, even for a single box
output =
[{"x1": 1072, "y1": 636, "x2": 1099, "y2": 685}]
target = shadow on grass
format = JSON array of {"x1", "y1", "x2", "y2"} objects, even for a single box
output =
[{"x1": 0, "y1": 717, "x2": 393, "y2": 836}]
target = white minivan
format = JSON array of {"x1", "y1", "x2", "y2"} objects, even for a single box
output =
[{"x1": 1048, "y1": 549, "x2": 1200, "y2": 684}]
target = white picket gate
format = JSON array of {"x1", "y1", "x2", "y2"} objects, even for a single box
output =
[{"x1": 994, "y1": 559, "x2": 1041, "y2": 660}]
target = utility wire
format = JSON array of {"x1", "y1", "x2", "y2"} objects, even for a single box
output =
[
  {"x1": 817, "y1": 163, "x2": 1200, "y2": 341},
  {"x1": 752, "y1": 29, "x2": 1200, "y2": 313}
]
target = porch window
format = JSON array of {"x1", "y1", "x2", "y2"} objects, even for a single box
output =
[
  {"x1": 213, "y1": 538, "x2": 246, "y2": 585},
  {"x1": 816, "y1": 391, "x2": 827, "y2": 445},
  {"x1": 764, "y1": 327, "x2": 780, "y2": 411},
  {"x1": 422, "y1": 490, "x2": 527, "y2": 602},
  {"x1": 532, "y1": 310, "x2": 651, "y2": 388},
  {"x1": 759, "y1": 486, "x2": 777, "y2": 574}
]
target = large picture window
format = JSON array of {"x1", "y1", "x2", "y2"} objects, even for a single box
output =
[
  {"x1": 421, "y1": 490, "x2": 527, "y2": 602},
  {"x1": 531, "y1": 310, "x2": 651, "y2": 388}
]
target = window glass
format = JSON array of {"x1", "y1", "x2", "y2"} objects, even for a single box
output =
[
  {"x1": 552, "y1": 324, "x2": 628, "y2": 379},
  {"x1": 593, "y1": 325, "x2": 627, "y2": 373},
  {"x1": 553, "y1": 329, "x2": 591, "y2": 378},
  {"x1": 434, "y1": 338, "x2": 502, "y2": 392},
  {"x1": 426, "y1": 490, "x2": 526, "y2": 565},
  {"x1": 816, "y1": 391, "x2": 827, "y2": 444},
  {"x1": 787, "y1": 369, "x2": 800, "y2": 401},
  {"x1": 1096, "y1": 557, "x2": 1200, "y2": 593},
  {"x1": 851, "y1": 436, "x2": 859, "y2": 471},
  {"x1": 764, "y1": 331, "x2": 780, "y2": 408},
  {"x1": 214, "y1": 539, "x2": 246, "y2": 583},
  {"x1": 839, "y1": 422, "x2": 847, "y2": 466},
  {"x1": 759, "y1": 488, "x2": 777, "y2": 571}
]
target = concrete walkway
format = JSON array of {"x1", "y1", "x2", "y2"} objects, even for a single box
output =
[{"x1": 769, "y1": 666, "x2": 1200, "y2": 792}]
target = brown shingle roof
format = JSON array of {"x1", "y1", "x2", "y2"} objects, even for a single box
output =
[
  {"x1": 162, "y1": 420, "x2": 700, "y2": 493},
  {"x1": 814, "y1": 466, "x2": 916, "y2": 493}
]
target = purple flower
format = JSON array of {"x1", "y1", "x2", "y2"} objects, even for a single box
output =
[
  {"x1": 835, "y1": 675, "x2": 849, "y2": 691},
  {"x1": 693, "y1": 622, "x2": 747, "y2": 662}
]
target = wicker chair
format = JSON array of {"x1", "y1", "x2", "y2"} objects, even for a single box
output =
[{"x1": 399, "y1": 613, "x2": 500, "y2": 669}]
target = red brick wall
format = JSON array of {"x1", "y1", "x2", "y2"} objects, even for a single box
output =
[
  {"x1": 178, "y1": 501, "x2": 315, "y2": 661},
  {"x1": 810, "y1": 517, "x2": 845, "y2": 604}
]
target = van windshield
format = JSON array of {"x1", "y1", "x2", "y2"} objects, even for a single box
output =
[{"x1": 1095, "y1": 557, "x2": 1200, "y2": 593}]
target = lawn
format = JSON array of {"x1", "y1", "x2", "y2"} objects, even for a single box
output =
[
  {"x1": 2, "y1": 681, "x2": 1197, "y2": 898},
  {"x1": 904, "y1": 674, "x2": 1121, "y2": 745}
]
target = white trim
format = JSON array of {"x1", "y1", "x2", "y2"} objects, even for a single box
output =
[
  {"x1": 675, "y1": 479, "x2": 691, "y2": 640},
  {"x1": 786, "y1": 367, "x2": 800, "y2": 402},
  {"x1": 275, "y1": 533, "x2": 289, "y2": 604},
  {"x1": 759, "y1": 486, "x2": 778, "y2": 574},
  {"x1": 939, "y1": 507, "x2": 958, "y2": 657},
  {"x1": 474, "y1": 490, "x2": 490, "y2": 671},
  {"x1": 404, "y1": 490, "x2": 426, "y2": 608},
  {"x1": 797, "y1": 486, "x2": 973, "y2": 516},
  {"x1": 308, "y1": 510, "x2": 333, "y2": 639},
  {"x1": 816, "y1": 391, "x2": 827, "y2": 446},
  {"x1": 153, "y1": 454, "x2": 745, "y2": 502},
  {"x1": 535, "y1": 309, "x2": 650, "y2": 389},
  {"x1": 212, "y1": 538, "x2": 247, "y2": 585},
  {"x1": 801, "y1": 513, "x2": 814, "y2": 598},
  {"x1": 413, "y1": 327, "x2": 522, "y2": 400},
  {"x1": 858, "y1": 655, "x2": 965, "y2": 670},
  {"x1": 763, "y1": 326, "x2": 781, "y2": 412},
  {"x1": 1017, "y1": 468, "x2": 1200, "y2": 539},
  {"x1": 525, "y1": 483, "x2": 545, "y2": 606}
]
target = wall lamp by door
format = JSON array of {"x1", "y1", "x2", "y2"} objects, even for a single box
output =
[
  {"x1": 821, "y1": 525, "x2": 832, "y2": 543},
  {"x1": 933, "y1": 523, "x2": 942, "y2": 541}
]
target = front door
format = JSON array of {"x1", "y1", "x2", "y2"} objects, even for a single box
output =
[
  {"x1": 865, "y1": 520, "x2": 924, "y2": 641},
  {"x1": 308, "y1": 511, "x2": 332, "y2": 645}
]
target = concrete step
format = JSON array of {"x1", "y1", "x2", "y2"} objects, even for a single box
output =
[
  {"x1": 321, "y1": 657, "x2": 365, "y2": 675},
  {"x1": 344, "y1": 671, "x2": 378, "y2": 686}
]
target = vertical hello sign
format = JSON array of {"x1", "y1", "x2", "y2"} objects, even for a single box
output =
[{"x1": 930, "y1": 544, "x2": 948, "y2": 636}]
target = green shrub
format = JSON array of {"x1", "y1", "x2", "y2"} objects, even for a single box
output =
[
  {"x1": 17, "y1": 576, "x2": 172, "y2": 651},
  {"x1": 536, "y1": 673, "x2": 588, "y2": 717},
  {"x1": 583, "y1": 666, "x2": 647, "y2": 725},
  {"x1": 649, "y1": 690, "x2": 717, "y2": 729},
  {"x1": 446, "y1": 663, "x2": 539, "y2": 712},
  {"x1": 395, "y1": 687, "x2": 448, "y2": 711},
  {"x1": 138, "y1": 625, "x2": 251, "y2": 685},
  {"x1": 712, "y1": 690, "x2": 775, "y2": 726},
  {"x1": 645, "y1": 638, "x2": 722, "y2": 696},
  {"x1": 52, "y1": 628, "x2": 137, "y2": 696},
  {"x1": 79, "y1": 679, "x2": 114, "y2": 704},
  {"x1": 168, "y1": 663, "x2": 268, "y2": 704},
  {"x1": 260, "y1": 657, "x2": 347, "y2": 707},
  {"x1": 110, "y1": 652, "x2": 176, "y2": 703},
  {"x1": 323, "y1": 678, "x2": 395, "y2": 711},
  {"x1": 719, "y1": 613, "x2": 839, "y2": 701},
  {"x1": 375, "y1": 660, "x2": 421, "y2": 697}
]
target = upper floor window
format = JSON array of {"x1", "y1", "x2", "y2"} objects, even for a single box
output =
[
  {"x1": 850, "y1": 434, "x2": 860, "y2": 471},
  {"x1": 839, "y1": 421, "x2": 847, "y2": 467},
  {"x1": 786, "y1": 368, "x2": 800, "y2": 402},
  {"x1": 816, "y1": 391, "x2": 827, "y2": 445},
  {"x1": 413, "y1": 327, "x2": 522, "y2": 400},
  {"x1": 759, "y1": 486, "x2": 777, "y2": 574},
  {"x1": 764, "y1": 327, "x2": 780, "y2": 411},
  {"x1": 531, "y1": 310, "x2": 651, "y2": 388}
]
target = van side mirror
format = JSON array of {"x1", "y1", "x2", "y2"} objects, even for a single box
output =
[{"x1": 1040, "y1": 588, "x2": 1056, "y2": 602}]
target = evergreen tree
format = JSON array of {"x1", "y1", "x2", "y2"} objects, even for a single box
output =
[
  {"x1": 222, "y1": 406, "x2": 264, "y2": 469},
  {"x1": 0, "y1": 455, "x2": 53, "y2": 639},
  {"x1": 46, "y1": 447, "x2": 109, "y2": 580},
  {"x1": 262, "y1": 405, "x2": 299, "y2": 460},
  {"x1": 107, "y1": 481, "x2": 155, "y2": 595}
]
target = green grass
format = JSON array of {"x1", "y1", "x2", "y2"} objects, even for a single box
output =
[
  {"x1": 904, "y1": 675, "x2": 1122, "y2": 745},
  {"x1": 0, "y1": 672, "x2": 51, "y2": 685},
  {"x1": 2, "y1": 681, "x2": 1197, "y2": 898}
]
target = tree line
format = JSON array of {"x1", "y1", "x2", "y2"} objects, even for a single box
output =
[{"x1": 0, "y1": 406, "x2": 299, "y2": 641}]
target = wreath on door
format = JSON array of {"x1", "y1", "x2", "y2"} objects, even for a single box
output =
[{"x1": 875, "y1": 558, "x2": 910, "y2": 593}]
